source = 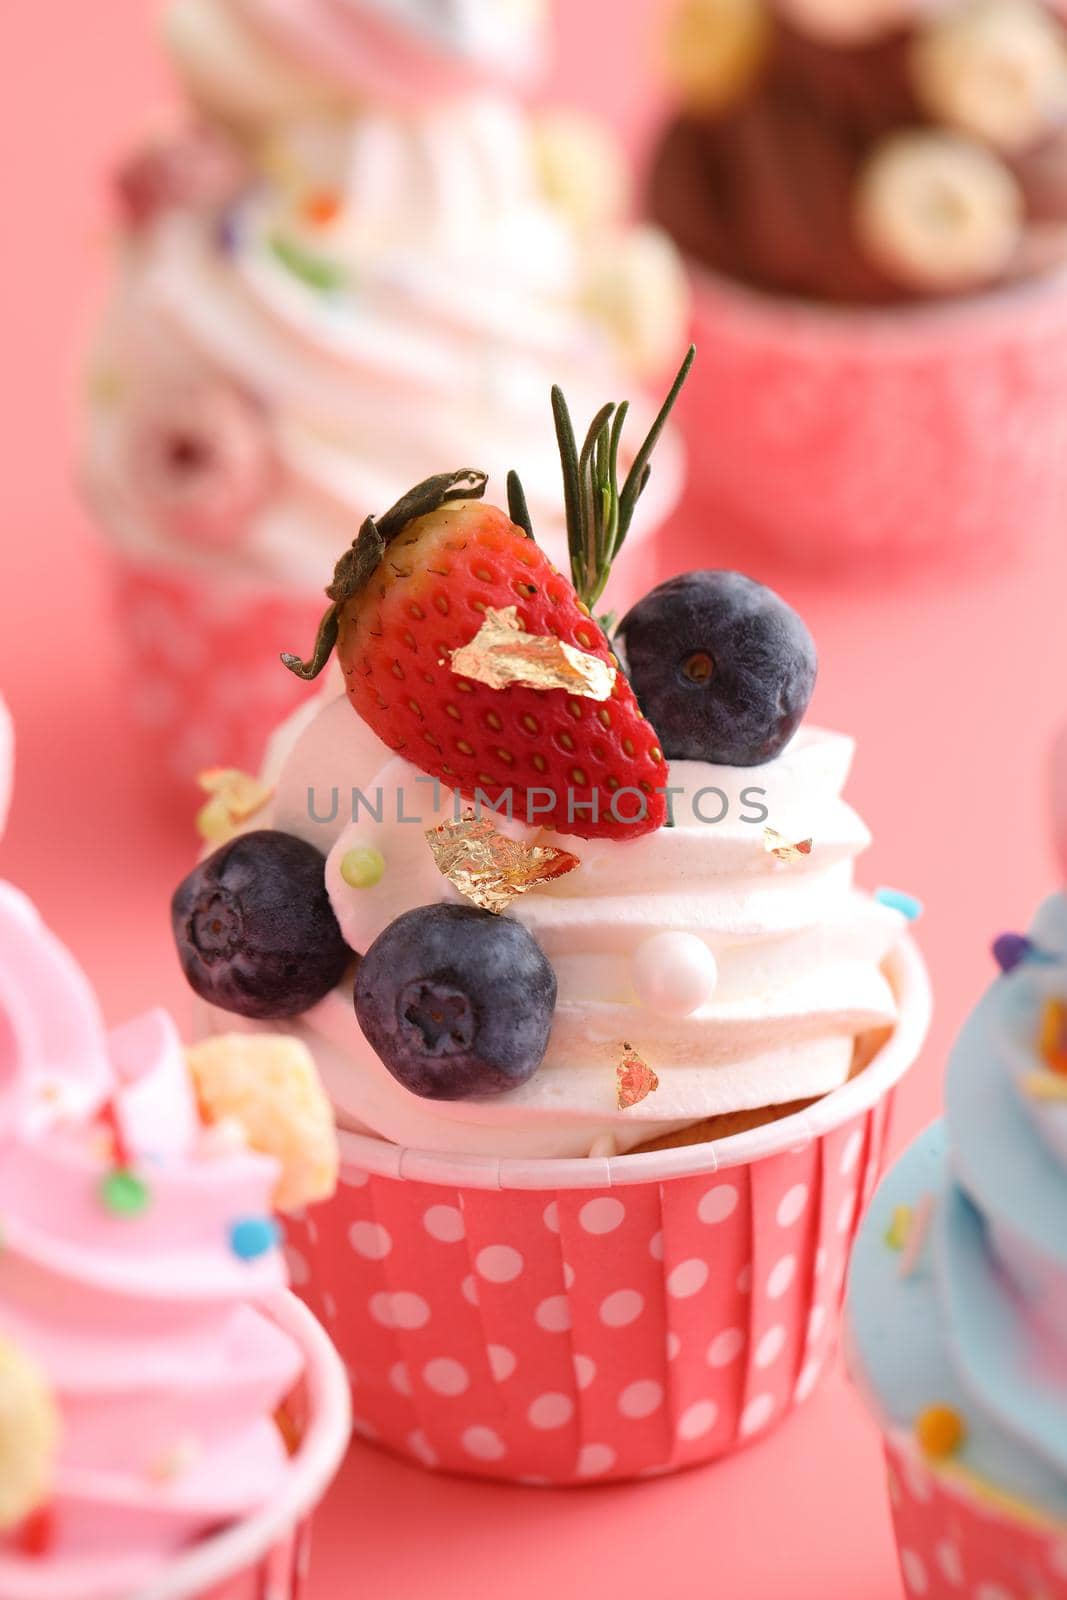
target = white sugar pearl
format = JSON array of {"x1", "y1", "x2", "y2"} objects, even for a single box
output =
[{"x1": 632, "y1": 932, "x2": 718, "y2": 1017}]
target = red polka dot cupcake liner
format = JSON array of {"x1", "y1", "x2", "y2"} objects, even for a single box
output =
[
  {"x1": 284, "y1": 940, "x2": 929, "y2": 1485},
  {"x1": 885, "y1": 1435, "x2": 1067, "y2": 1600},
  {"x1": 111, "y1": 555, "x2": 326, "y2": 799},
  {"x1": 114, "y1": 1295, "x2": 350, "y2": 1600},
  {"x1": 679, "y1": 269, "x2": 1067, "y2": 573}
]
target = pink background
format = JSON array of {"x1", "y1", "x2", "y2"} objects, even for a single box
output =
[{"x1": 1, "y1": 3, "x2": 1065, "y2": 1596}]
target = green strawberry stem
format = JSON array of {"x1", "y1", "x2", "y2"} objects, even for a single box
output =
[
  {"x1": 551, "y1": 344, "x2": 695, "y2": 612},
  {"x1": 282, "y1": 469, "x2": 487, "y2": 680}
]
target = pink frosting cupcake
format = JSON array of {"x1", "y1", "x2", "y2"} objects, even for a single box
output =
[
  {"x1": 0, "y1": 880, "x2": 349, "y2": 1599},
  {"x1": 83, "y1": 1, "x2": 688, "y2": 792}
]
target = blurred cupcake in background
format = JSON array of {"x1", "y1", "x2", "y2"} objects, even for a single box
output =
[
  {"x1": 845, "y1": 727, "x2": 1067, "y2": 1597},
  {"x1": 83, "y1": 0, "x2": 689, "y2": 792},
  {"x1": 648, "y1": 0, "x2": 1067, "y2": 570}
]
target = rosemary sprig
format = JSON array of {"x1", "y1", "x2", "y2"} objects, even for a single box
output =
[
  {"x1": 506, "y1": 469, "x2": 534, "y2": 541},
  {"x1": 550, "y1": 345, "x2": 695, "y2": 611}
]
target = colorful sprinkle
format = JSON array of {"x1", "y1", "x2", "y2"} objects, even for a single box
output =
[
  {"x1": 230, "y1": 1217, "x2": 280, "y2": 1261},
  {"x1": 301, "y1": 190, "x2": 342, "y2": 227},
  {"x1": 1039, "y1": 998, "x2": 1067, "y2": 1076},
  {"x1": 916, "y1": 1404, "x2": 966, "y2": 1460},
  {"x1": 884, "y1": 1204, "x2": 914, "y2": 1251},
  {"x1": 267, "y1": 231, "x2": 347, "y2": 292},
  {"x1": 215, "y1": 209, "x2": 241, "y2": 254},
  {"x1": 1023, "y1": 1069, "x2": 1067, "y2": 1103},
  {"x1": 992, "y1": 932, "x2": 1033, "y2": 974},
  {"x1": 149, "y1": 1436, "x2": 201, "y2": 1482},
  {"x1": 99, "y1": 1170, "x2": 150, "y2": 1219},
  {"x1": 16, "y1": 1506, "x2": 55, "y2": 1557},
  {"x1": 899, "y1": 1192, "x2": 935, "y2": 1279},
  {"x1": 874, "y1": 887, "x2": 923, "y2": 921},
  {"x1": 275, "y1": 1402, "x2": 301, "y2": 1458},
  {"x1": 340, "y1": 846, "x2": 386, "y2": 890},
  {"x1": 98, "y1": 1098, "x2": 133, "y2": 1170}
]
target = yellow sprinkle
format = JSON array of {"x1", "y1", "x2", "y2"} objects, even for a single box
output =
[
  {"x1": 148, "y1": 1436, "x2": 200, "y2": 1482},
  {"x1": 1023, "y1": 1070, "x2": 1067, "y2": 1103},
  {"x1": 916, "y1": 1405, "x2": 966, "y2": 1460},
  {"x1": 1039, "y1": 998, "x2": 1067, "y2": 1075},
  {"x1": 885, "y1": 1205, "x2": 914, "y2": 1251}
]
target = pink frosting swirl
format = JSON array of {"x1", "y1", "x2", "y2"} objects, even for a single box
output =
[{"x1": 0, "y1": 884, "x2": 303, "y2": 1599}]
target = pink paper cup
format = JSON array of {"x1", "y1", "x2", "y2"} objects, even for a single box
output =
[
  {"x1": 90, "y1": 1294, "x2": 351, "y2": 1600},
  {"x1": 284, "y1": 937, "x2": 929, "y2": 1485},
  {"x1": 884, "y1": 1435, "x2": 1067, "y2": 1600},
  {"x1": 110, "y1": 554, "x2": 325, "y2": 799},
  {"x1": 680, "y1": 267, "x2": 1067, "y2": 572}
]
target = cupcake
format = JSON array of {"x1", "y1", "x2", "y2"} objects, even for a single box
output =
[
  {"x1": 167, "y1": 357, "x2": 930, "y2": 1483},
  {"x1": 847, "y1": 891, "x2": 1067, "y2": 1591},
  {"x1": 0, "y1": 877, "x2": 350, "y2": 1598},
  {"x1": 648, "y1": 0, "x2": 1067, "y2": 569},
  {"x1": 82, "y1": 0, "x2": 688, "y2": 791}
]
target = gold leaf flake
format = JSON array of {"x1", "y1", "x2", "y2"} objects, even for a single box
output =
[
  {"x1": 763, "y1": 827, "x2": 814, "y2": 862},
  {"x1": 616, "y1": 1043, "x2": 659, "y2": 1110},
  {"x1": 425, "y1": 813, "x2": 580, "y2": 914},
  {"x1": 196, "y1": 768, "x2": 273, "y2": 845},
  {"x1": 449, "y1": 607, "x2": 616, "y2": 700}
]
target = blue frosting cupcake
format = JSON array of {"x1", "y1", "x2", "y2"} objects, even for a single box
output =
[{"x1": 847, "y1": 892, "x2": 1067, "y2": 1523}]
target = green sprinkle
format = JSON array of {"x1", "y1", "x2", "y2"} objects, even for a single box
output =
[
  {"x1": 100, "y1": 1169, "x2": 151, "y2": 1218},
  {"x1": 267, "y1": 230, "x2": 347, "y2": 293},
  {"x1": 340, "y1": 846, "x2": 386, "y2": 889}
]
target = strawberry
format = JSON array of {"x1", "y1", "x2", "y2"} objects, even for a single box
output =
[{"x1": 283, "y1": 349, "x2": 695, "y2": 843}]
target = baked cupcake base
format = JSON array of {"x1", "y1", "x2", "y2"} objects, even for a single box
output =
[{"x1": 632, "y1": 1023, "x2": 893, "y2": 1153}]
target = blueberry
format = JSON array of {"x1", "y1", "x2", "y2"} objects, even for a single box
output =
[
  {"x1": 354, "y1": 904, "x2": 556, "y2": 1100},
  {"x1": 616, "y1": 571, "x2": 817, "y2": 767},
  {"x1": 171, "y1": 829, "x2": 351, "y2": 1019}
]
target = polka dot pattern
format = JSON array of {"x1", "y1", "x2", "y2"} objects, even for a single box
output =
[
  {"x1": 116, "y1": 562, "x2": 327, "y2": 787},
  {"x1": 282, "y1": 1103, "x2": 892, "y2": 1484},
  {"x1": 423, "y1": 1205, "x2": 465, "y2": 1243},
  {"x1": 348, "y1": 1221, "x2": 392, "y2": 1261},
  {"x1": 579, "y1": 1197, "x2": 625, "y2": 1235},
  {"x1": 423, "y1": 1358, "x2": 469, "y2": 1397},
  {"x1": 618, "y1": 1380, "x2": 664, "y2": 1420}
]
